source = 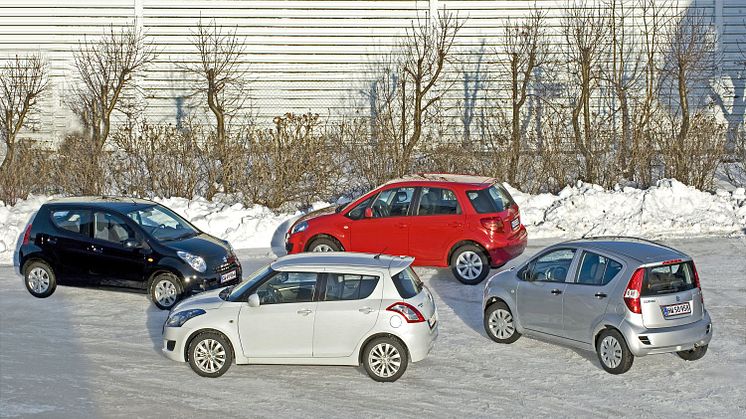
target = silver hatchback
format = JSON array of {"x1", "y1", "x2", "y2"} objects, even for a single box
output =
[{"x1": 482, "y1": 237, "x2": 713, "y2": 374}]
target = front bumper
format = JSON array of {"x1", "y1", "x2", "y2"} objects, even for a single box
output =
[
  {"x1": 622, "y1": 310, "x2": 713, "y2": 356},
  {"x1": 486, "y1": 226, "x2": 528, "y2": 267},
  {"x1": 180, "y1": 262, "x2": 242, "y2": 294},
  {"x1": 162, "y1": 324, "x2": 193, "y2": 362},
  {"x1": 284, "y1": 231, "x2": 310, "y2": 254}
]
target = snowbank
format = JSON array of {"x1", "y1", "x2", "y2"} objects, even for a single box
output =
[{"x1": 1, "y1": 179, "x2": 744, "y2": 265}]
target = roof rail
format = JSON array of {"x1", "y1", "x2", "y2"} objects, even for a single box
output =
[{"x1": 562, "y1": 235, "x2": 681, "y2": 253}]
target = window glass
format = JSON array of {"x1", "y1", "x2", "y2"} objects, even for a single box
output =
[
  {"x1": 51, "y1": 209, "x2": 91, "y2": 237},
  {"x1": 391, "y1": 267, "x2": 423, "y2": 299},
  {"x1": 467, "y1": 185, "x2": 515, "y2": 213},
  {"x1": 93, "y1": 212, "x2": 135, "y2": 244},
  {"x1": 575, "y1": 252, "x2": 623, "y2": 285},
  {"x1": 255, "y1": 271, "x2": 318, "y2": 304},
  {"x1": 528, "y1": 249, "x2": 576, "y2": 282},
  {"x1": 323, "y1": 274, "x2": 379, "y2": 301},
  {"x1": 642, "y1": 262, "x2": 696, "y2": 296},
  {"x1": 346, "y1": 196, "x2": 375, "y2": 220},
  {"x1": 371, "y1": 187, "x2": 415, "y2": 218},
  {"x1": 417, "y1": 187, "x2": 461, "y2": 215},
  {"x1": 127, "y1": 205, "x2": 197, "y2": 241}
]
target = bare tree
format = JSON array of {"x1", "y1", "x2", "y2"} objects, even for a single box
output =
[
  {"x1": 71, "y1": 23, "x2": 155, "y2": 152},
  {"x1": 500, "y1": 8, "x2": 548, "y2": 184}
]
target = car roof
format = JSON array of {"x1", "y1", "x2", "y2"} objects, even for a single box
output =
[
  {"x1": 383, "y1": 173, "x2": 497, "y2": 189},
  {"x1": 271, "y1": 252, "x2": 414, "y2": 274},
  {"x1": 45, "y1": 196, "x2": 157, "y2": 212},
  {"x1": 561, "y1": 237, "x2": 690, "y2": 264}
]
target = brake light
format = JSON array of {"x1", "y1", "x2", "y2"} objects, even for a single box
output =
[
  {"x1": 22, "y1": 223, "x2": 32, "y2": 245},
  {"x1": 692, "y1": 263, "x2": 704, "y2": 305},
  {"x1": 386, "y1": 302, "x2": 425, "y2": 323},
  {"x1": 480, "y1": 217, "x2": 504, "y2": 233},
  {"x1": 661, "y1": 259, "x2": 683, "y2": 265},
  {"x1": 624, "y1": 268, "x2": 645, "y2": 314}
]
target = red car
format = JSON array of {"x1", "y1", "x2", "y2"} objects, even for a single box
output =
[{"x1": 285, "y1": 174, "x2": 528, "y2": 284}]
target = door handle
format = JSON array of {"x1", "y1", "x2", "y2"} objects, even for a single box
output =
[
  {"x1": 47, "y1": 236, "x2": 57, "y2": 244},
  {"x1": 296, "y1": 308, "x2": 313, "y2": 316},
  {"x1": 594, "y1": 292, "x2": 607, "y2": 299},
  {"x1": 550, "y1": 289, "x2": 563, "y2": 295},
  {"x1": 90, "y1": 246, "x2": 103, "y2": 254},
  {"x1": 396, "y1": 223, "x2": 407, "y2": 228},
  {"x1": 449, "y1": 222, "x2": 463, "y2": 228},
  {"x1": 358, "y1": 307, "x2": 375, "y2": 314}
]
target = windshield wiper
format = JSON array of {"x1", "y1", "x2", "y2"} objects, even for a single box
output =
[{"x1": 161, "y1": 232, "x2": 196, "y2": 242}]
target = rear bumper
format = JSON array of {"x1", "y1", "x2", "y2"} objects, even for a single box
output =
[
  {"x1": 485, "y1": 226, "x2": 528, "y2": 267},
  {"x1": 398, "y1": 316, "x2": 439, "y2": 363},
  {"x1": 621, "y1": 310, "x2": 713, "y2": 356}
]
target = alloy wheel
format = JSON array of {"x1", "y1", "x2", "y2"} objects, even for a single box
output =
[
  {"x1": 312, "y1": 244, "x2": 334, "y2": 252},
  {"x1": 368, "y1": 342, "x2": 402, "y2": 378},
  {"x1": 600, "y1": 335, "x2": 623, "y2": 369},
  {"x1": 27, "y1": 267, "x2": 50, "y2": 294},
  {"x1": 193, "y1": 339, "x2": 227, "y2": 374},
  {"x1": 488, "y1": 308, "x2": 515, "y2": 340},
  {"x1": 154, "y1": 279, "x2": 177, "y2": 307},
  {"x1": 456, "y1": 251, "x2": 483, "y2": 280}
]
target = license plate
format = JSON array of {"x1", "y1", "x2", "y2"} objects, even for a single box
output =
[
  {"x1": 511, "y1": 217, "x2": 520, "y2": 230},
  {"x1": 661, "y1": 302, "x2": 691, "y2": 317},
  {"x1": 220, "y1": 270, "x2": 237, "y2": 283}
]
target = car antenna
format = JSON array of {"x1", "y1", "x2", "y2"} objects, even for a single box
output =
[{"x1": 373, "y1": 246, "x2": 389, "y2": 259}]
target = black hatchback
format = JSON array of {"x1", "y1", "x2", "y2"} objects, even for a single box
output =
[{"x1": 17, "y1": 197, "x2": 242, "y2": 309}]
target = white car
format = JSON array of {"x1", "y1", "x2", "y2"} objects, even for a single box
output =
[{"x1": 162, "y1": 252, "x2": 438, "y2": 382}]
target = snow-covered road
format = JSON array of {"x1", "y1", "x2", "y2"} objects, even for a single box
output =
[{"x1": 1, "y1": 238, "x2": 744, "y2": 418}]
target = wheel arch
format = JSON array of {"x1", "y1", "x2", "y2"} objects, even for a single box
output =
[
  {"x1": 146, "y1": 266, "x2": 185, "y2": 289},
  {"x1": 183, "y1": 328, "x2": 238, "y2": 364},
  {"x1": 357, "y1": 332, "x2": 410, "y2": 365},
  {"x1": 446, "y1": 240, "x2": 491, "y2": 266},
  {"x1": 21, "y1": 254, "x2": 55, "y2": 276},
  {"x1": 304, "y1": 233, "x2": 345, "y2": 252}
]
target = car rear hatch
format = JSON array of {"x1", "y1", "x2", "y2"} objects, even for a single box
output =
[
  {"x1": 390, "y1": 263, "x2": 437, "y2": 328},
  {"x1": 639, "y1": 260, "x2": 704, "y2": 329},
  {"x1": 466, "y1": 183, "x2": 522, "y2": 235}
]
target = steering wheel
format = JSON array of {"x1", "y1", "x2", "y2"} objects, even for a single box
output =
[
  {"x1": 546, "y1": 266, "x2": 567, "y2": 282},
  {"x1": 270, "y1": 287, "x2": 283, "y2": 303},
  {"x1": 372, "y1": 201, "x2": 388, "y2": 218}
]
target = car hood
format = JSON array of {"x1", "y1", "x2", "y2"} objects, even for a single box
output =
[
  {"x1": 171, "y1": 288, "x2": 226, "y2": 312},
  {"x1": 295, "y1": 205, "x2": 340, "y2": 224},
  {"x1": 164, "y1": 233, "x2": 230, "y2": 259}
]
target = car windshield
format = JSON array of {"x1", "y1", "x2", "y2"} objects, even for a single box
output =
[
  {"x1": 126, "y1": 205, "x2": 198, "y2": 242},
  {"x1": 224, "y1": 265, "x2": 274, "y2": 301}
]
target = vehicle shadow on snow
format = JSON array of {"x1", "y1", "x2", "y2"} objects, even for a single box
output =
[
  {"x1": 420, "y1": 266, "x2": 490, "y2": 337},
  {"x1": 146, "y1": 302, "x2": 169, "y2": 356}
]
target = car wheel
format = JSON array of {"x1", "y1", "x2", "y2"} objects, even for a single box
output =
[
  {"x1": 450, "y1": 245, "x2": 490, "y2": 285},
  {"x1": 362, "y1": 337, "x2": 409, "y2": 382},
  {"x1": 596, "y1": 329, "x2": 634, "y2": 374},
  {"x1": 308, "y1": 237, "x2": 342, "y2": 253},
  {"x1": 188, "y1": 332, "x2": 233, "y2": 378},
  {"x1": 24, "y1": 260, "x2": 57, "y2": 298},
  {"x1": 484, "y1": 301, "x2": 521, "y2": 344},
  {"x1": 677, "y1": 344, "x2": 708, "y2": 361},
  {"x1": 149, "y1": 272, "x2": 183, "y2": 310}
]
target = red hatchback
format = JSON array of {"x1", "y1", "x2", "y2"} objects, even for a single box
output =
[{"x1": 285, "y1": 174, "x2": 528, "y2": 284}]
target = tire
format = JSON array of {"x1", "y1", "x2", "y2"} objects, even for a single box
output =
[
  {"x1": 307, "y1": 237, "x2": 342, "y2": 253},
  {"x1": 24, "y1": 260, "x2": 57, "y2": 298},
  {"x1": 450, "y1": 244, "x2": 490, "y2": 285},
  {"x1": 149, "y1": 272, "x2": 183, "y2": 310},
  {"x1": 188, "y1": 332, "x2": 234, "y2": 378},
  {"x1": 596, "y1": 329, "x2": 634, "y2": 374},
  {"x1": 677, "y1": 344, "x2": 708, "y2": 361},
  {"x1": 362, "y1": 337, "x2": 409, "y2": 382},
  {"x1": 484, "y1": 301, "x2": 521, "y2": 344}
]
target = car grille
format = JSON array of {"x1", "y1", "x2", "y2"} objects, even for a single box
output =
[{"x1": 214, "y1": 255, "x2": 240, "y2": 274}]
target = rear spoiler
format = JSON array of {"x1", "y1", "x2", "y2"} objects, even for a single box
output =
[{"x1": 388, "y1": 255, "x2": 415, "y2": 276}]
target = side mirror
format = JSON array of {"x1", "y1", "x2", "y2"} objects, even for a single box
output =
[
  {"x1": 123, "y1": 239, "x2": 141, "y2": 249},
  {"x1": 247, "y1": 293, "x2": 260, "y2": 307},
  {"x1": 364, "y1": 208, "x2": 374, "y2": 218}
]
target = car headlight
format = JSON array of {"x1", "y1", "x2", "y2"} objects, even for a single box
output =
[
  {"x1": 177, "y1": 251, "x2": 207, "y2": 273},
  {"x1": 290, "y1": 221, "x2": 309, "y2": 235},
  {"x1": 166, "y1": 309, "x2": 206, "y2": 327}
]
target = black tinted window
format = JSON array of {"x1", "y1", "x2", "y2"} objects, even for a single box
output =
[
  {"x1": 371, "y1": 187, "x2": 415, "y2": 218},
  {"x1": 417, "y1": 187, "x2": 461, "y2": 216},
  {"x1": 529, "y1": 249, "x2": 575, "y2": 282},
  {"x1": 576, "y1": 252, "x2": 622, "y2": 285},
  {"x1": 93, "y1": 212, "x2": 135, "y2": 244},
  {"x1": 466, "y1": 185, "x2": 514, "y2": 213},
  {"x1": 346, "y1": 196, "x2": 375, "y2": 220},
  {"x1": 391, "y1": 267, "x2": 423, "y2": 299},
  {"x1": 256, "y1": 271, "x2": 318, "y2": 304},
  {"x1": 51, "y1": 209, "x2": 91, "y2": 236},
  {"x1": 323, "y1": 274, "x2": 379, "y2": 301},
  {"x1": 642, "y1": 263, "x2": 696, "y2": 296}
]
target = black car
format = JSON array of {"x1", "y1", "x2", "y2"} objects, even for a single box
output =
[{"x1": 17, "y1": 197, "x2": 242, "y2": 309}]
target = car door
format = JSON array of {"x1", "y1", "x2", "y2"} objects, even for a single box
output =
[
  {"x1": 516, "y1": 248, "x2": 578, "y2": 335},
  {"x1": 45, "y1": 207, "x2": 95, "y2": 283},
  {"x1": 238, "y1": 271, "x2": 319, "y2": 358},
  {"x1": 312, "y1": 272, "x2": 383, "y2": 357},
  {"x1": 348, "y1": 186, "x2": 415, "y2": 256},
  {"x1": 89, "y1": 211, "x2": 147, "y2": 286},
  {"x1": 562, "y1": 250, "x2": 623, "y2": 343},
  {"x1": 407, "y1": 187, "x2": 466, "y2": 264}
]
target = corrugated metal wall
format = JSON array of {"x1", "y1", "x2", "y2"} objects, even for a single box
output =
[{"x1": 0, "y1": 0, "x2": 743, "y2": 145}]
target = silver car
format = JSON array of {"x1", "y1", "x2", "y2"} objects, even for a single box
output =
[
  {"x1": 162, "y1": 252, "x2": 438, "y2": 382},
  {"x1": 482, "y1": 237, "x2": 712, "y2": 374}
]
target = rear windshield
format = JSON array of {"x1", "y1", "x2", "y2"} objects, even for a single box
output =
[
  {"x1": 642, "y1": 262, "x2": 696, "y2": 296},
  {"x1": 466, "y1": 185, "x2": 515, "y2": 213},
  {"x1": 391, "y1": 267, "x2": 423, "y2": 299}
]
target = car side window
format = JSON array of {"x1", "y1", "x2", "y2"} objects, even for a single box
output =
[
  {"x1": 575, "y1": 251, "x2": 623, "y2": 286},
  {"x1": 370, "y1": 187, "x2": 415, "y2": 218},
  {"x1": 93, "y1": 212, "x2": 135, "y2": 244},
  {"x1": 323, "y1": 273, "x2": 379, "y2": 301},
  {"x1": 417, "y1": 187, "x2": 461, "y2": 216},
  {"x1": 50, "y1": 209, "x2": 91, "y2": 237},
  {"x1": 346, "y1": 196, "x2": 375, "y2": 220},
  {"x1": 527, "y1": 249, "x2": 576, "y2": 282},
  {"x1": 255, "y1": 271, "x2": 318, "y2": 304}
]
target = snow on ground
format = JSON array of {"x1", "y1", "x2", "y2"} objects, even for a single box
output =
[
  {"x1": 1, "y1": 179, "x2": 745, "y2": 265},
  {"x1": 1, "y1": 237, "x2": 744, "y2": 418}
]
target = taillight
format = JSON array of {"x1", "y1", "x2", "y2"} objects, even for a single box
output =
[
  {"x1": 624, "y1": 268, "x2": 645, "y2": 314},
  {"x1": 386, "y1": 302, "x2": 425, "y2": 323},
  {"x1": 692, "y1": 263, "x2": 704, "y2": 305},
  {"x1": 22, "y1": 223, "x2": 32, "y2": 245},
  {"x1": 480, "y1": 217, "x2": 504, "y2": 233}
]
